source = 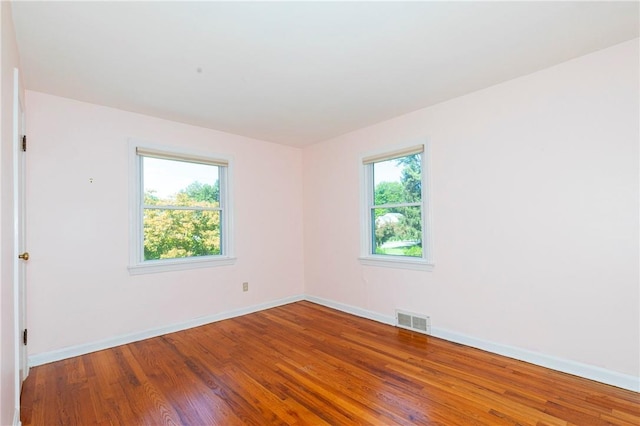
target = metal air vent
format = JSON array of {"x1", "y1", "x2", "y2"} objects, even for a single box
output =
[{"x1": 395, "y1": 310, "x2": 431, "y2": 335}]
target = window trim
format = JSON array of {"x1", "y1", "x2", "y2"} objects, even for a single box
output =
[
  {"x1": 358, "y1": 140, "x2": 434, "y2": 271},
  {"x1": 128, "y1": 140, "x2": 236, "y2": 275}
]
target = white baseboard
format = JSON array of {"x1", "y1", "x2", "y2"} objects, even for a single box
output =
[
  {"x1": 304, "y1": 295, "x2": 396, "y2": 326},
  {"x1": 304, "y1": 295, "x2": 639, "y2": 393},
  {"x1": 430, "y1": 327, "x2": 640, "y2": 393},
  {"x1": 28, "y1": 293, "x2": 639, "y2": 393},
  {"x1": 29, "y1": 294, "x2": 304, "y2": 367}
]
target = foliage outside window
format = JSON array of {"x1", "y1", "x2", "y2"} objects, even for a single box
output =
[
  {"x1": 130, "y1": 144, "x2": 234, "y2": 274},
  {"x1": 143, "y1": 157, "x2": 223, "y2": 260},
  {"x1": 361, "y1": 144, "x2": 433, "y2": 269},
  {"x1": 372, "y1": 153, "x2": 423, "y2": 257}
]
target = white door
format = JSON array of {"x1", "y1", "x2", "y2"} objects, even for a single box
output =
[{"x1": 15, "y1": 68, "x2": 28, "y2": 387}]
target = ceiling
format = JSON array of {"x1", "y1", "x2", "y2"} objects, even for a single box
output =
[{"x1": 11, "y1": 1, "x2": 639, "y2": 147}]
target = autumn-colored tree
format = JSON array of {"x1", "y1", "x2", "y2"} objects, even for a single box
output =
[{"x1": 143, "y1": 182, "x2": 221, "y2": 260}]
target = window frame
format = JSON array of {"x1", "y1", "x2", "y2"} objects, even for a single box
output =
[
  {"x1": 358, "y1": 141, "x2": 434, "y2": 271},
  {"x1": 128, "y1": 140, "x2": 236, "y2": 275}
]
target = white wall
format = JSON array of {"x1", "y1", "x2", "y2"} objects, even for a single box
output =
[
  {"x1": 25, "y1": 92, "x2": 305, "y2": 357},
  {"x1": 303, "y1": 40, "x2": 639, "y2": 381},
  {"x1": 0, "y1": 2, "x2": 23, "y2": 425}
]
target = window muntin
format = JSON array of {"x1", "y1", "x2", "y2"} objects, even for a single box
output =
[
  {"x1": 142, "y1": 156, "x2": 223, "y2": 260},
  {"x1": 370, "y1": 153, "x2": 423, "y2": 258}
]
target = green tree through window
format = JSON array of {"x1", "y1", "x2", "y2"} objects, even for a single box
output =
[{"x1": 372, "y1": 153, "x2": 423, "y2": 257}]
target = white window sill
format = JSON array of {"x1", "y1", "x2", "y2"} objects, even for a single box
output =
[
  {"x1": 128, "y1": 256, "x2": 237, "y2": 275},
  {"x1": 358, "y1": 255, "x2": 434, "y2": 271}
]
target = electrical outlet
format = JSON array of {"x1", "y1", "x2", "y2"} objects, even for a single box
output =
[{"x1": 242, "y1": 282, "x2": 249, "y2": 292}]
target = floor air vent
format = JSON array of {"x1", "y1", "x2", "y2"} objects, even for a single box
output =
[{"x1": 395, "y1": 310, "x2": 431, "y2": 335}]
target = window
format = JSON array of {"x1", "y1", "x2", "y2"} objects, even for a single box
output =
[
  {"x1": 129, "y1": 143, "x2": 235, "y2": 274},
  {"x1": 359, "y1": 143, "x2": 433, "y2": 270}
]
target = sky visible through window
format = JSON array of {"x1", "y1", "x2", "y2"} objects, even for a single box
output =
[
  {"x1": 374, "y1": 158, "x2": 403, "y2": 186},
  {"x1": 144, "y1": 157, "x2": 218, "y2": 199}
]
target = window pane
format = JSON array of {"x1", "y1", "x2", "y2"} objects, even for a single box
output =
[
  {"x1": 372, "y1": 206, "x2": 422, "y2": 257},
  {"x1": 143, "y1": 157, "x2": 220, "y2": 208},
  {"x1": 144, "y1": 209, "x2": 221, "y2": 260},
  {"x1": 373, "y1": 154, "x2": 421, "y2": 205}
]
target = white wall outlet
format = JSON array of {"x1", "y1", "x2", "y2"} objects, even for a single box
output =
[{"x1": 242, "y1": 282, "x2": 249, "y2": 292}]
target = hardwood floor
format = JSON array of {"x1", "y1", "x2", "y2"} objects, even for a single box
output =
[{"x1": 21, "y1": 301, "x2": 639, "y2": 425}]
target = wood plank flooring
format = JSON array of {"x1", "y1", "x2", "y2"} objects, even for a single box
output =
[{"x1": 21, "y1": 301, "x2": 640, "y2": 425}]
